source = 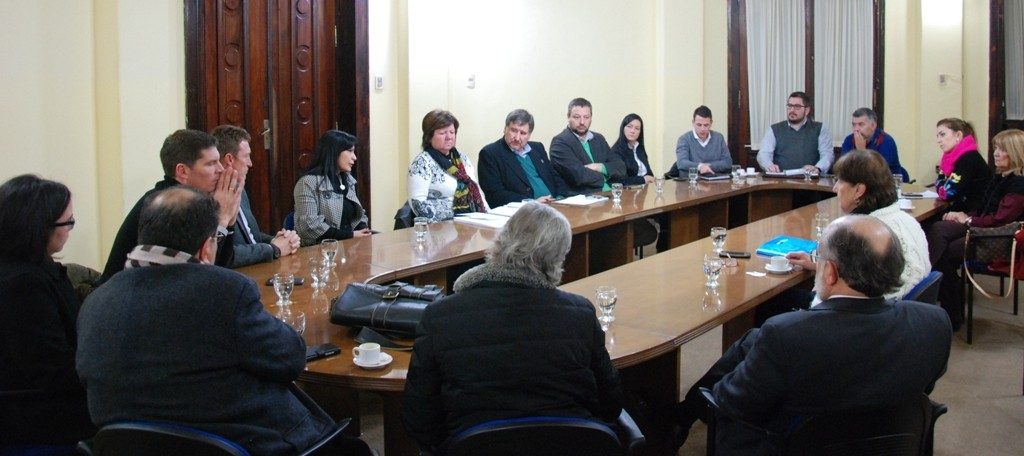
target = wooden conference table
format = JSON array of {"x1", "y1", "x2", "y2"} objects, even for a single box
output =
[{"x1": 238, "y1": 177, "x2": 944, "y2": 455}]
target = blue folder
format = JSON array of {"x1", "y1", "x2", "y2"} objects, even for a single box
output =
[{"x1": 756, "y1": 235, "x2": 818, "y2": 257}]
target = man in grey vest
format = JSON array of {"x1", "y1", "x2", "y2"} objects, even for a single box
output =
[{"x1": 756, "y1": 91, "x2": 834, "y2": 174}]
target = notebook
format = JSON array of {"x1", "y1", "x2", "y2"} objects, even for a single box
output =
[{"x1": 755, "y1": 235, "x2": 818, "y2": 257}]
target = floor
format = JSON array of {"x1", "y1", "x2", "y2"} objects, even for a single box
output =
[{"x1": 353, "y1": 275, "x2": 1024, "y2": 455}]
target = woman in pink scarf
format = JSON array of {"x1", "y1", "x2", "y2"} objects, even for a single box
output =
[{"x1": 934, "y1": 118, "x2": 991, "y2": 213}]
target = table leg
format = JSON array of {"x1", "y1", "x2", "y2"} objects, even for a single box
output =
[
  {"x1": 588, "y1": 221, "x2": 632, "y2": 274},
  {"x1": 296, "y1": 380, "x2": 362, "y2": 437},
  {"x1": 722, "y1": 308, "x2": 756, "y2": 350},
  {"x1": 381, "y1": 392, "x2": 420, "y2": 456},
  {"x1": 619, "y1": 348, "x2": 680, "y2": 455}
]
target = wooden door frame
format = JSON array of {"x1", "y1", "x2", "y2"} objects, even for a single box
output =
[{"x1": 990, "y1": 0, "x2": 1024, "y2": 163}]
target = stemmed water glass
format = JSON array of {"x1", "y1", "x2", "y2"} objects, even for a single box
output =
[
  {"x1": 413, "y1": 217, "x2": 429, "y2": 242},
  {"x1": 654, "y1": 177, "x2": 665, "y2": 194},
  {"x1": 703, "y1": 254, "x2": 724, "y2": 289},
  {"x1": 321, "y1": 239, "x2": 339, "y2": 265},
  {"x1": 272, "y1": 272, "x2": 295, "y2": 306},
  {"x1": 595, "y1": 286, "x2": 618, "y2": 325},
  {"x1": 710, "y1": 227, "x2": 727, "y2": 254},
  {"x1": 308, "y1": 255, "x2": 329, "y2": 290}
]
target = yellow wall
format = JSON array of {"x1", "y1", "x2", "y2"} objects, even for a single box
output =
[
  {"x1": 0, "y1": 1, "x2": 1000, "y2": 266},
  {"x1": 0, "y1": 1, "x2": 100, "y2": 267}
]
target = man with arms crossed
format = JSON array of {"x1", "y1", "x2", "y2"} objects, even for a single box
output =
[
  {"x1": 477, "y1": 109, "x2": 573, "y2": 207},
  {"x1": 550, "y1": 98, "x2": 626, "y2": 194},
  {"x1": 756, "y1": 91, "x2": 834, "y2": 174},
  {"x1": 211, "y1": 125, "x2": 301, "y2": 268},
  {"x1": 671, "y1": 215, "x2": 951, "y2": 453}
]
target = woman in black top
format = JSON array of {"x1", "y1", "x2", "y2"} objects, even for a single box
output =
[
  {"x1": 610, "y1": 113, "x2": 655, "y2": 186},
  {"x1": 0, "y1": 174, "x2": 95, "y2": 447},
  {"x1": 934, "y1": 117, "x2": 991, "y2": 213}
]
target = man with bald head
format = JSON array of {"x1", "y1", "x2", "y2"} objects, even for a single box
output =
[{"x1": 671, "y1": 215, "x2": 952, "y2": 453}]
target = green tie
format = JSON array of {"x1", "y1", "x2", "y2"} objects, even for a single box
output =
[{"x1": 581, "y1": 140, "x2": 610, "y2": 191}]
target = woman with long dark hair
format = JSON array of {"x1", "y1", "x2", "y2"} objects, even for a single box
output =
[
  {"x1": 610, "y1": 113, "x2": 655, "y2": 186},
  {"x1": 293, "y1": 130, "x2": 370, "y2": 246},
  {"x1": 0, "y1": 174, "x2": 95, "y2": 447}
]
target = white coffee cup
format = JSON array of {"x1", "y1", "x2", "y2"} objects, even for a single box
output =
[
  {"x1": 899, "y1": 198, "x2": 913, "y2": 209},
  {"x1": 770, "y1": 256, "x2": 790, "y2": 270},
  {"x1": 353, "y1": 342, "x2": 381, "y2": 365},
  {"x1": 746, "y1": 167, "x2": 756, "y2": 175}
]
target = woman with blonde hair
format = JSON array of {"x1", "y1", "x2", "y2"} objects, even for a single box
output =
[{"x1": 928, "y1": 129, "x2": 1024, "y2": 329}]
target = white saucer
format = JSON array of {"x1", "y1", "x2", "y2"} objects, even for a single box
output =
[
  {"x1": 765, "y1": 264, "x2": 793, "y2": 274},
  {"x1": 353, "y1": 352, "x2": 393, "y2": 370}
]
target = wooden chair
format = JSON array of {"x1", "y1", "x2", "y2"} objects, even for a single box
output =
[{"x1": 961, "y1": 227, "x2": 1022, "y2": 344}]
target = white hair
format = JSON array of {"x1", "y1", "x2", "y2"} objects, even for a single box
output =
[{"x1": 486, "y1": 202, "x2": 572, "y2": 285}]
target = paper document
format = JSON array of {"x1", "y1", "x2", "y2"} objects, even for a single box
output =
[
  {"x1": 488, "y1": 202, "x2": 524, "y2": 217},
  {"x1": 553, "y1": 194, "x2": 608, "y2": 206},
  {"x1": 453, "y1": 212, "x2": 510, "y2": 229},
  {"x1": 765, "y1": 169, "x2": 818, "y2": 178}
]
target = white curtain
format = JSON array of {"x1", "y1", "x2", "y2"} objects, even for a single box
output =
[
  {"x1": 746, "y1": 0, "x2": 805, "y2": 149},
  {"x1": 814, "y1": 0, "x2": 873, "y2": 146},
  {"x1": 1008, "y1": 0, "x2": 1024, "y2": 120}
]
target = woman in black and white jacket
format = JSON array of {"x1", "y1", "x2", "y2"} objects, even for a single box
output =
[{"x1": 293, "y1": 130, "x2": 370, "y2": 246}]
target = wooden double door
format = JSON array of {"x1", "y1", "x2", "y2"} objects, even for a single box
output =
[{"x1": 185, "y1": 0, "x2": 370, "y2": 232}]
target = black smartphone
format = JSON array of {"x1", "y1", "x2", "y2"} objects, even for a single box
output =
[
  {"x1": 265, "y1": 276, "x2": 304, "y2": 286},
  {"x1": 306, "y1": 343, "x2": 341, "y2": 362},
  {"x1": 719, "y1": 251, "x2": 751, "y2": 259}
]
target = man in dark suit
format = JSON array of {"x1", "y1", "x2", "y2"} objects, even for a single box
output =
[
  {"x1": 672, "y1": 214, "x2": 952, "y2": 453},
  {"x1": 477, "y1": 109, "x2": 574, "y2": 207},
  {"x1": 100, "y1": 129, "x2": 240, "y2": 282},
  {"x1": 211, "y1": 125, "x2": 300, "y2": 268},
  {"x1": 549, "y1": 98, "x2": 626, "y2": 194},
  {"x1": 78, "y1": 187, "x2": 371, "y2": 455}
]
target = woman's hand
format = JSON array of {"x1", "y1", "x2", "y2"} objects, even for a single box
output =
[
  {"x1": 644, "y1": 175, "x2": 655, "y2": 184},
  {"x1": 942, "y1": 211, "x2": 969, "y2": 224},
  {"x1": 352, "y1": 228, "x2": 373, "y2": 238}
]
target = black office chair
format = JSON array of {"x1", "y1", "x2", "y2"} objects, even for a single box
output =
[
  {"x1": 284, "y1": 212, "x2": 295, "y2": 230},
  {"x1": 444, "y1": 410, "x2": 645, "y2": 456},
  {"x1": 699, "y1": 388, "x2": 946, "y2": 456},
  {"x1": 903, "y1": 271, "x2": 943, "y2": 304},
  {"x1": 78, "y1": 419, "x2": 348, "y2": 456},
  {"x1": 393, "y1": 201, "x2": 415, "y2": 229}
]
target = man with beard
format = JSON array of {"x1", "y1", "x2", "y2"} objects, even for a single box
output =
[{"x1": 756, "y1": 91, "x2": 834, "y2": 174}]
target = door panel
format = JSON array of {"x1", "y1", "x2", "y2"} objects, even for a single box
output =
[{"x1": 186, "y1": 0, "x2": 370, "y2": 232}]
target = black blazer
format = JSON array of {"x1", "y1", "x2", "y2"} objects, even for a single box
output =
[
  {"x1": 712, "y1": 297, "x2": 952, "y2": 454},
  {"x1": 610, "y1": 140, "x2": 655, "y2": 186},
  {"x1": 549, "y1": 128, "x2": 626, "y2": 194},
  {"x1": 477, "y1": 138, "x2": 574, "y2": 207},
  {"x1": 228, "y1": 191, "x2": 276, "y2": 268}
]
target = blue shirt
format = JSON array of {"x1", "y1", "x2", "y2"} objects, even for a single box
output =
[{"x1": 840, "y1": 129, "x2": 909, "y2": 182}]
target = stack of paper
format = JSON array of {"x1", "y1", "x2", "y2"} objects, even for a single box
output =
[
  {"x1": 488, "y1": 202, "x2": 524, "y2": 217},
  {"x1": 452, "y1": 212, "x2": 512, "y2": 229},
  {"x1": 765, "y1": 169, "x2": 819, "y2": 178}
]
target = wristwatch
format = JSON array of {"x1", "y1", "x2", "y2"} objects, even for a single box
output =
[{"x1": 271, "y1": 243, "x2": 282, "y2": 259}]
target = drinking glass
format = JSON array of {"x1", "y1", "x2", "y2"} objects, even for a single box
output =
[
  {"x1": 893, "y1": 174, "x2": 903, "y2": 198},
  {"x1": 610, "y1": 183, "x2": 623, "y2": 203},
  {"x1": 413, "y1": 217, "x2": 429, "y2": 242},
  {"x1": 701, "y1": 288, "x2": 723, "y2": 311},
  {"x1": 275, "y1": 306, "x2": 306, "y2": 335},
  {"x1": 688, "y1": 167, "x2": 699, "y2": 185},
  {"x1": 654, "y1": 177, "x2": 665, "y2": 193},
  {"x1": 320, "y1": 239, "x2": 339, "y2": 265},
  {"x1": 595, "y1": 286, "x2": 618, "y2": 325},
  {"x1": 703, "y1": 254, "x2": 724, "y2": 289},
  {"x1": 272, "y1": 272, "x2": 295, "y2": 305},
  {"x1": 813, "y1": 213, "x2": 830, "y2": 240},
  {"x1": 710, "y1": 226, "x2": 727, "y2": 254},
  {"x1": 308, "y1": 256, "x2": 329, "y2": 289},
  {"x1": 731, "y1": 165, "x2": 743, "y2": 184}
]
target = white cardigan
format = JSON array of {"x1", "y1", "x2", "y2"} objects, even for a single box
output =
[
  {"x1": 870, "y1": 202, "x2": 932, "y2": 299},
  {"x1": 407, "y1": 150, "x2": 488, "y2": 221}
]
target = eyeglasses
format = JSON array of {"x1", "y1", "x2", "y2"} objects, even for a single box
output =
[
  {"x1": 786, "y1": 104, "x2": 807, "y2": 110},
  {"x1": 53, "y1": 219, "x2": 76, "y2": 229}
]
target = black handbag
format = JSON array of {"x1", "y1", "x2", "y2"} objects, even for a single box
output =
[{"x1": 330, "y1": 282, "x2": 444, "y2": 340}]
